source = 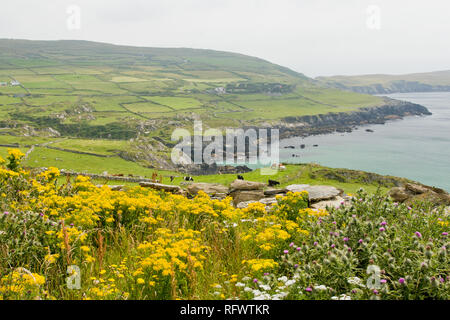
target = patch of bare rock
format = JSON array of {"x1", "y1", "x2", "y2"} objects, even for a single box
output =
[{"x1": 388, "y1": 183, "x2": 450, "y2": 206}]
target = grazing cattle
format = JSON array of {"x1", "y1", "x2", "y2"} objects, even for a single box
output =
[
  {"x1": 184, "y1": 176, "x2": 194, "y2": 182},
  {"x1": 268, "y1": 179, "x2": 280, "y2": 187},
  {"x1": 237, "y1": 175, "x2": 244, "y2": 180}
]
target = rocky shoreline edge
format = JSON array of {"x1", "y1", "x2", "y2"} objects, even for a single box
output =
[{"x1": 276, "y1": 97, "x2": 431, "y2": 138}]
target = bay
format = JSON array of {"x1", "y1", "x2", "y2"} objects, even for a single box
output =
[{"x1": 279, "y1": 92, "x2": 450, "y2": 191}]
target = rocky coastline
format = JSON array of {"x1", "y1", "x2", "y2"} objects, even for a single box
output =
[{"x1": 276, "y1": 98, "x2": 431, "y2": 139}]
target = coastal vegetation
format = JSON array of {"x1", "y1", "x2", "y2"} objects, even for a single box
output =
[{"x1": 0, "y1": 149, "x2": 448, "y2": 300}]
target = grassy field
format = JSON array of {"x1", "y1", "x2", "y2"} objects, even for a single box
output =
[
  {"x1": 0, "y1": 39, "x2": 390, "y2": 177},
  {"x1": 0, "y1": 40, "x2": 384, "y2": 131}
]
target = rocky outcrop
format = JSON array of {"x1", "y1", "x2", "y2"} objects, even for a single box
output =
[
  {"x1": 311, "y1": 196, "x2": 351, "y2": 210},
  {"x1": 388, "y1": 183, "x2": 450, "y2": 206},
  {"x1": 228, "y1": 179, "x2": 273, "y2": 205},
  {"x1": 186, "y1": 183, "x2": 229, "y2": 199},
  {"x1": 139, "y1": 182, "x2": 185, "y2": 195},
  {"x1": 277, "y1": 98, "x2": 431, "y2": 138},
  {"x1": 236, "y1": 197, "x2": 278, "y2": 210},
  {"x1": 230, "y1": 179, "x2": 266, "y2": 191},
  {"x1": 285, "y1": 184, "x2": 343, "y2": 202},
  {"x1": 230, "y1": 190, "x2": 265, "y2": 205},
  {"x1": 319, "y1": 80, "x2": 450, "y2": 95},
  {"x1": 178, "y1": 163, "x2": 252, "y2": 175}
]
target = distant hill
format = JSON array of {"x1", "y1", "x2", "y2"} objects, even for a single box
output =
[
  {"x1": 0, "y1": 39, "x2": 390, "y2": 135},
  {"x1": 0, "y1": 39, "x2": 309, "y2": 81},
  {"x1": 316, "y1": 70, "x2": 450, "y2": 94}
]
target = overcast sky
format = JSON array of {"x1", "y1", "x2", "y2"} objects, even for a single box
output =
[{"x1": 1, "y1": 0, "x2": 449, "y2": 77}]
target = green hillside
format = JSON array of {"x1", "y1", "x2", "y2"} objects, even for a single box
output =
[{"x1": 0, "y1": 39, "x2": 385, "y2": 172}]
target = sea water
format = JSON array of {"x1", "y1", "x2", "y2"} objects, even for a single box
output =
[{"x1": 279, "y1": 92, "x2": 450, "y2": 191}]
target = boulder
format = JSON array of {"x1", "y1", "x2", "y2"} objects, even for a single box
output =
[
  {"x1": 108, "y1": 185, "x2": 125, "y2": 191},
  {"x1": 404, "y1": 191, "x2": 450, "y2": 207},
  {"x1": 404, "y1": 183, "x2": 429, "y2": 194},
  {"x1": 236, "y1": 200, "x2": 257, "y2": 209},
  {"x1": 259, "y1": 197, "x2": 278, "y2": 205},
  {"x1": 186, "y1": 183, "x2": 229, "y2": 197},
  {"x1": 388, "y1": 187, "x2": 410, "y2": 202},
  {"x1": 236, "y1": 197, "x2": 278, "y2": 210},
  {"x1": 230, "y1": 179, "x2": 266, "y2": 191},
  {"x1": 388, "y1": 183, "x2": 450, "y2": 207},
  {"x1": 229, "y1": 190, "x2": 265, "y2": 205},
  {"x1": 264, "y1": 188, "x2": 288, "y2": 196},
  {"x1": 285, "y1": 184, "x2": 310, "y2": 192},
  {"x1": 311, "y1": 196, "x2": 350, "y2": 210},
  {"x1": 139, "y1": 182, "x2": 183, "y2": 194},
  {"x1": 285, "y1": 184, "x2": 343, "y2": 202},
  {"x1": 96, "y1": 185, "x2": 124, "y2": 191}
]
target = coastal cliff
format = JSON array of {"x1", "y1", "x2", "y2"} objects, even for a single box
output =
[
  {"x1": 327, "y1": 81, "x2": 450, "y2": 95},
  {"x1": 277, "y1": 98, "x2": 431, "y2": 138},
  {"x1": 316, "y1": 70, "x2": 450, "y2": 94}
]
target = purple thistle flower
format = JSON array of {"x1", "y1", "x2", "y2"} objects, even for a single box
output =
[
  {"x1": 296, "y1": 247, "x2": 301, "y2": 251},
  {"x1": 358, "y1": 239, "x2": 363, "y2": 244},
  {"x1": 314, "y1": 241, "x2": 318, "y2": 246},
  {"x1": 407, "y1": 206, "x2": 412, "y2": 210},
  {"x1": 283, "y1": 250, "x2": 289, "y2": 254},
  {"x1": 415, "y1": 232, "x2": 422, "y2": 238},
  {"x1": 442, "y1": 232, "x2": 448, "y2": 236},
  {"x1": 263, "y1": 273, "x2": 269, "y2": 276},
  {"x1": 399, "y1": 278, "x2": 405, "y2": 284},
  {"x1": 380, "y1": 279, "x2": 387, "y2": 284},
  {"x1": 380, "y1": 221, "x2": 387, "y2": 226},
  {"x1": 331, "y1": 244, "x2": 336, "y2": 248},
  {"x1": 373, "y1": 289, "x2": 379, "y2": 295},
  {"x1": 379, "y1": 227, "x2": 385, "y2": 232},
  {"x1": 343, "y1": 237, "x2": 349, "y2": 242},
  {"x1": 253, "y1": 278, "x2": 258, "y2": 283},
  {"x1": 294, "y1": 264, "x2": 299, "y2": 268},
  {"x1": 289, "y1": 242, "x2": 295, "y2": 247},
  {"x1": 306, "y1": 287, "x2": 312, "y2": 292}
]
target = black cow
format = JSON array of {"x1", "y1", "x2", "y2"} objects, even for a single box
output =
[
  {"x1": 268, "y1": 179, "x2": 280, "y2": 187},
  {"x1": 237, "y1": 175, "x2": 244, "y2": 180},
  {"x1": 184, "y1": 176, "x2": 194, "y2": 182}
]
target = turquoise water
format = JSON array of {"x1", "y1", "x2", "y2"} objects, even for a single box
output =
[{"x1": 279, "y1": 92, "x2": 450, "y2": 191}]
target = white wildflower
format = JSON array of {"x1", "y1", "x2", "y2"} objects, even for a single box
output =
[
  {"x1": 285, "y1": 279, "x2": 296, "y2": 286},
  {"x1": 314, "y1": 285, "x2": 327, "y2": 291},
  {"x1": 259, "y1": 284, "x2": 271, "y2": 291}
]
